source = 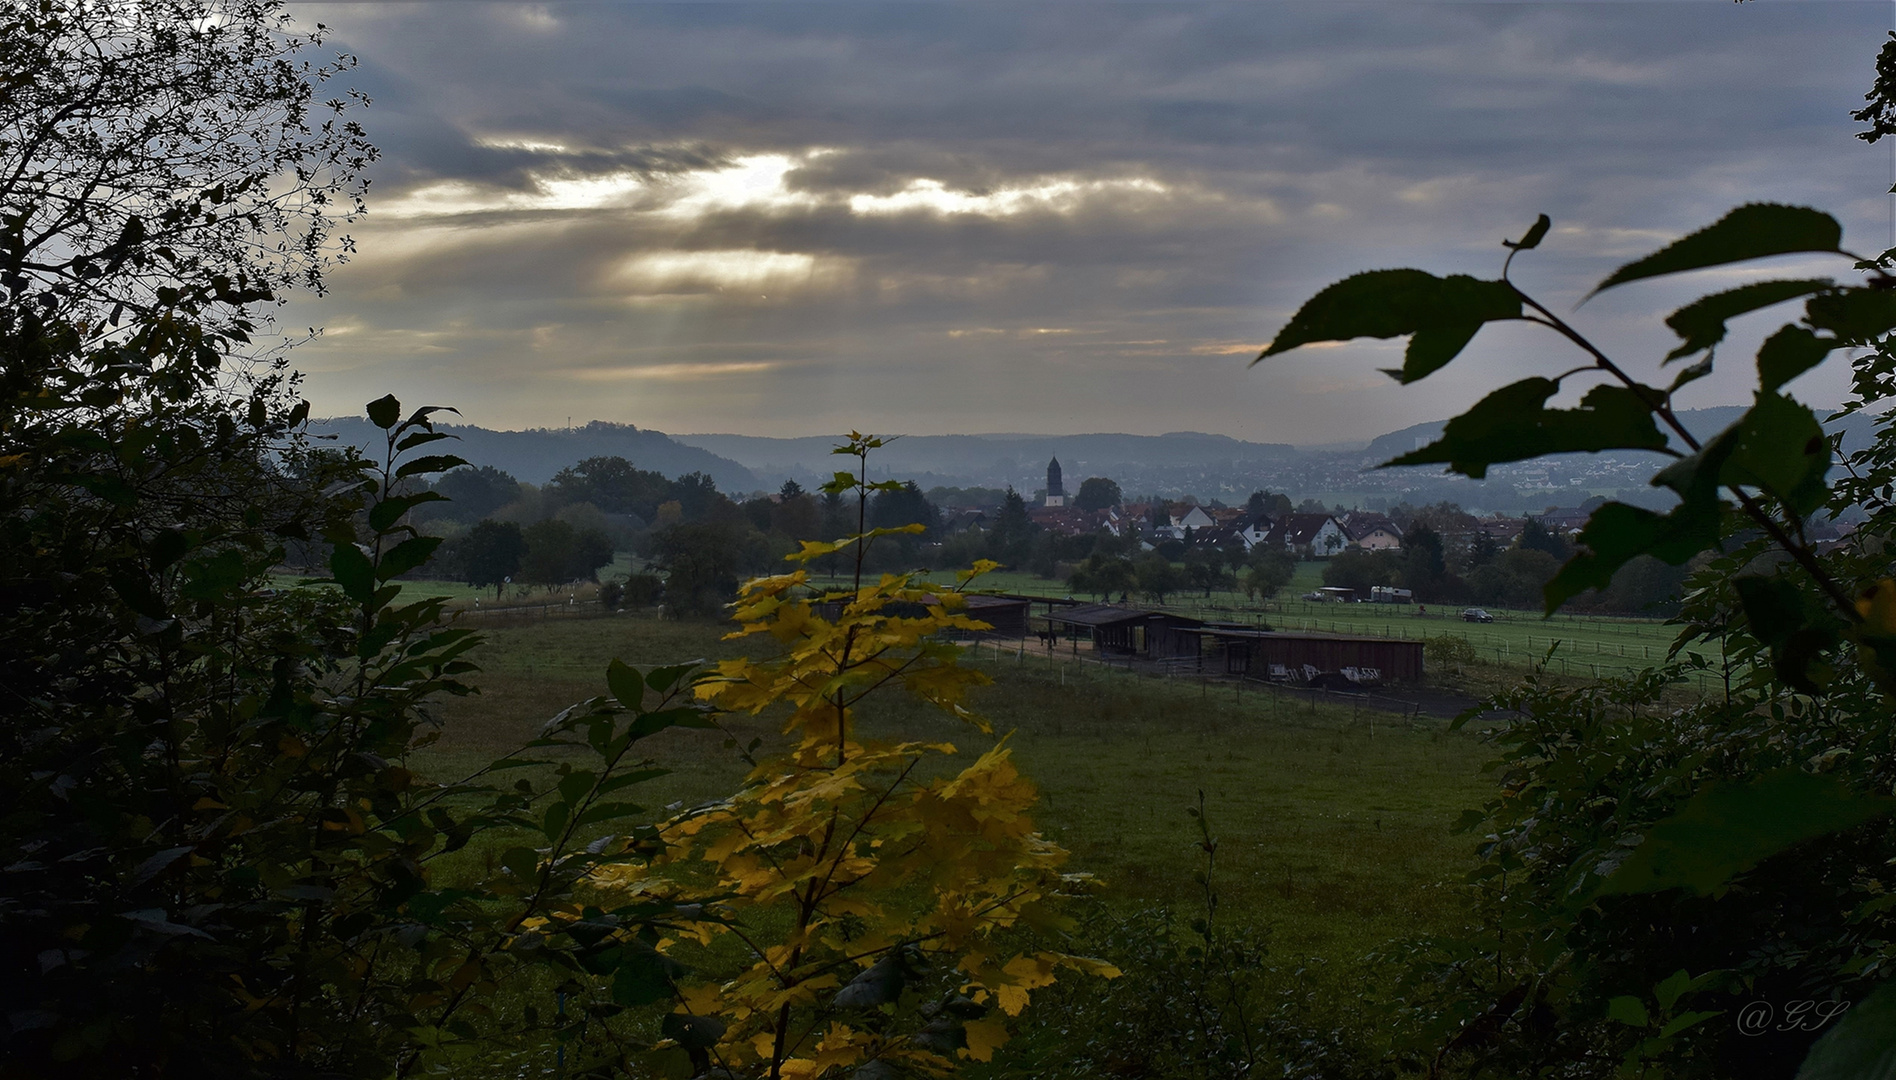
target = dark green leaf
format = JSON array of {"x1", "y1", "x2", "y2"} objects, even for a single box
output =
[
  {"x1": 574, "y1": 801, "x2": 648, "y2": 828},
  {"x1": 110, "y1": 572, "x2": 168, "y2": 619},
  {"x1": 611, "y1": 942, "x2": 679, "y2": 1007},
  {"x1": 596, "y1": 769, "x2": 667, "y2": 797},
  {"x1": 393, "y1": 454, "x2": 469, "y2": 480},
  {"x1": 330, "y1": 543, "x2": 375, "y2": 603},
  {"x1": 1399, "y1": 323, "x2": 1485, "y2": 385},
  {"x1": 1722, "y1": 392, "x2": 1830, "y2": 517},
  {"x1": 607, "y1": 659, "x2": 644, "y2": 711},
  {"x1": 1757, "y1": 326, "x2": 1834, "y2": 394},
  {"x1": 660, "y1": 1011, "x2": 726, "y2": 1049},
  {"x1": 365, "y1": 394, "x2": 402, "y2": 430},
  {"x1": 148, "y1": 529, "x2": 189, "y2": 570},
  {"x1": 1257, "y1": 270, "x2": 1521, "y2": 382},
  {"x1": 1599, "y1": 770, "x2": 1895, "y2": 897},
  {"x1": 1504, "y1": 213, "x2": 1551, "y2": 252},
  {"x1": 1805, "y1": 287, "x2": 1896, "y2": 345},
  {"x1": 1663, "y1": 280, "x2": 1832, "y2": 361},
  {"x1": 645, "y1": 661, "x2": 702, "y2": 694},
  {"x1": 376, "y1": 536, "x2": 441, "y2": 581},
  {"x1": 1544, "y1": 497, "x2": 1724, "y2": 613},
  {"x1": 1384, "y1": 380, "x2": 1668, "y2": 479},
  {"x1": 557, "y1": 770, "x2": 597, "y2": 808},
  {"x1": 179, "y1": 549, "x2": 252, "y2": 600},
  {"x1": 368, "y1": 492, "x2": 448, "y2": 533},
  {"x1": 1607, "y1": 996, "x2": 1649, "y2": 1027},
  {"x1": 541, "y1": 802, "x2": 570, "y2": 842},
  {"x1": 395, "y1": 430, "x2": 456, "y2": 453},
  {"x1": 500, "y1": 846, "x2": 541, "y2": 883},
  {"x1": 1668, "y1": 356, "x2": 1714, "y2": 394},
  {"x1": 1734, "y1": 575, "x2": 1843, "y2": 694},
  {"x1": 1592, "y1": 205, "x2": 1843, "y2": 295},
  {"x1": 1797, "y1": 979, "x2": 1896, "y2": 1080}
]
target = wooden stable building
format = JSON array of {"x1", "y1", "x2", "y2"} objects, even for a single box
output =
[
  {"x1": 1198, "y1": 627, "x2": 1424, "y2": 683},
  {"x1": 1039, "y1": 605, "x2": 1206, "y2": 660}
]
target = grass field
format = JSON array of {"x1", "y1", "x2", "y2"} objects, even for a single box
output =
[{"x1": 415, "y1": 608, "x2": 1497, "y2": 971}]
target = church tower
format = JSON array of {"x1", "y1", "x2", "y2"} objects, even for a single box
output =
[{"x1": 1044, "y1": 457, "x2": 1065, "y2": 507}]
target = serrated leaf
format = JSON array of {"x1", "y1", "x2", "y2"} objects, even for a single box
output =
[
  {"x1": 1592, "y1": 204, "x2": 1843, "y2": 295},
  {"x1": 1543, "y1": 497, "x2": 1724, "y2": 613},
  {"x1": 1805, "y1": 287, "x2": 1896, "y2": 345},
  {"x1": 1600, "y1": 770, "x2": 1895, "y2": 897},
  {"x1": 1383, "y1": 380, "x2": 1668, "y2": 479},
  {"x1": 1663, "y1": 279, "x2": 1833, "y2": 361},
  {"x1": 1757, "y1": 326, "x2": 1834, "y2": 394},
  {"x1": 366, "y1": 394, "x2": 402, "y2": 430},
  {"x1": 1721, "y1": 392, "x2": 1830, "y2": 517},
  {"x1": 1669, "y1": 355, "x2": 1714, "y2": 394},
  {"x1": 1257, "y1": 269, "x2": 1521, "y2": 384},
  {"x1": 1797, "y1": 980, "x2": 1896, "y2": 1080}
]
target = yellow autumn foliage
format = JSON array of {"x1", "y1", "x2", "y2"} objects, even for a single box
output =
[{"x1": 589, "y1": 434, "x2": 1115, "y2": 1080}]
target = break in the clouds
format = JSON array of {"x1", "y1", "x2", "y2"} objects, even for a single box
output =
[{"x1": 283, "y1": 1, "x2": 1896, "y2": 443}]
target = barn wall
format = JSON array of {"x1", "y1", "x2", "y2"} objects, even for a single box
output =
[{"x1": 1243, "y1": 636, "x2": 1424, "y2": 682}]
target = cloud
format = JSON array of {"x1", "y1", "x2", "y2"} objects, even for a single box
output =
[
  {"x1": 569, "y1": 361, "x2": 779, "y2": 382},
  {"x1": 284, "y1": 2, "x2": 1892, "y2": 442}
]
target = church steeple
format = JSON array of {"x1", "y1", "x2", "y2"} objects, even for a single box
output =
[{"x1": 1044, "y1": 457, "x2": 1065, "y2": 507}]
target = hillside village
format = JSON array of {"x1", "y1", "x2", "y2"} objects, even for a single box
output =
[{"x1": 376, "y1": 442, "x2": 1795, "y2": 620}]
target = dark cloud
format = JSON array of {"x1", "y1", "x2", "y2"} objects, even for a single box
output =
[{"x1": 285, "y1": 2, "x2": 1896, "y2": 442}]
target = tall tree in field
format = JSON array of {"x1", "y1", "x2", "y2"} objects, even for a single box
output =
[{"x1": 458, "y1": 518, "x2": 527, "y2": 596}]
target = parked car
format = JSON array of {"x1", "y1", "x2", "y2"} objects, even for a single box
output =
[{"x1": 1462, "y1": 607, "x2": 1495, "y2": 623}]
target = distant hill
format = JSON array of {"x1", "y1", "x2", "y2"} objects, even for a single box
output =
[
  {"x1": 308, "y1": 418, "x2": 757, "y2": 490},
  {"x1": 673, "y1": 431, "x2": 1299, "y2": 491},
  {"x1": 304, "y1": 405, "x2": 1875, "y2": 510}
]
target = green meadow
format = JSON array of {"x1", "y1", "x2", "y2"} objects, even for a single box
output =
[{"x1": 416, "y1": 608, "x2": 1496, "y2": 969}]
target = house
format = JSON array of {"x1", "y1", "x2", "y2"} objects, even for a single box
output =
[
  {"x1": 1476, "y1": 516, "x2": 1525, "y2": 546},
  {"x1": 1535, "y1": 507, "x2": 1592, "y2": 537},
  {"x1": 1027, "y1": 505, "x2": 1107, "y2": 536},
  {"x1": 1170, "y1": 505, "x2": 1215, "y2": 538},
  {"x1": 1266, "y1": 513, "x2": 1349, "y2": 558},
  {"x1": 1343, "y1": 514, "x2": 1403, "y2": 552},
  {"x1": 1234, "y1": 512, "x2": 1275, "y2": 551}
]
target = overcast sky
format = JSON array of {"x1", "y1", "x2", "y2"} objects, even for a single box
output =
[{"x1": 284, "y1": 1, "x2": 1896, "y2": 443}]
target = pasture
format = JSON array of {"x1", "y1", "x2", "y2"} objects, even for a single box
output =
[{"x1": 415, "y1": 607, "x2": 1497, "y2": 969}]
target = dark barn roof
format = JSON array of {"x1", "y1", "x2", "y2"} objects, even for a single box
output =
[{"x1": 1043, "y1": 605, "x2": 1203, "y2": 629}]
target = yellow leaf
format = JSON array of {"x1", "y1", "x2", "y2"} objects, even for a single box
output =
[
  {"x1": 1859, "y1": 579, "x2": 1896, "y2": 635},
  {"x1": 961, "y1": 1017, "x2": 1009, "y2": 1062}
]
